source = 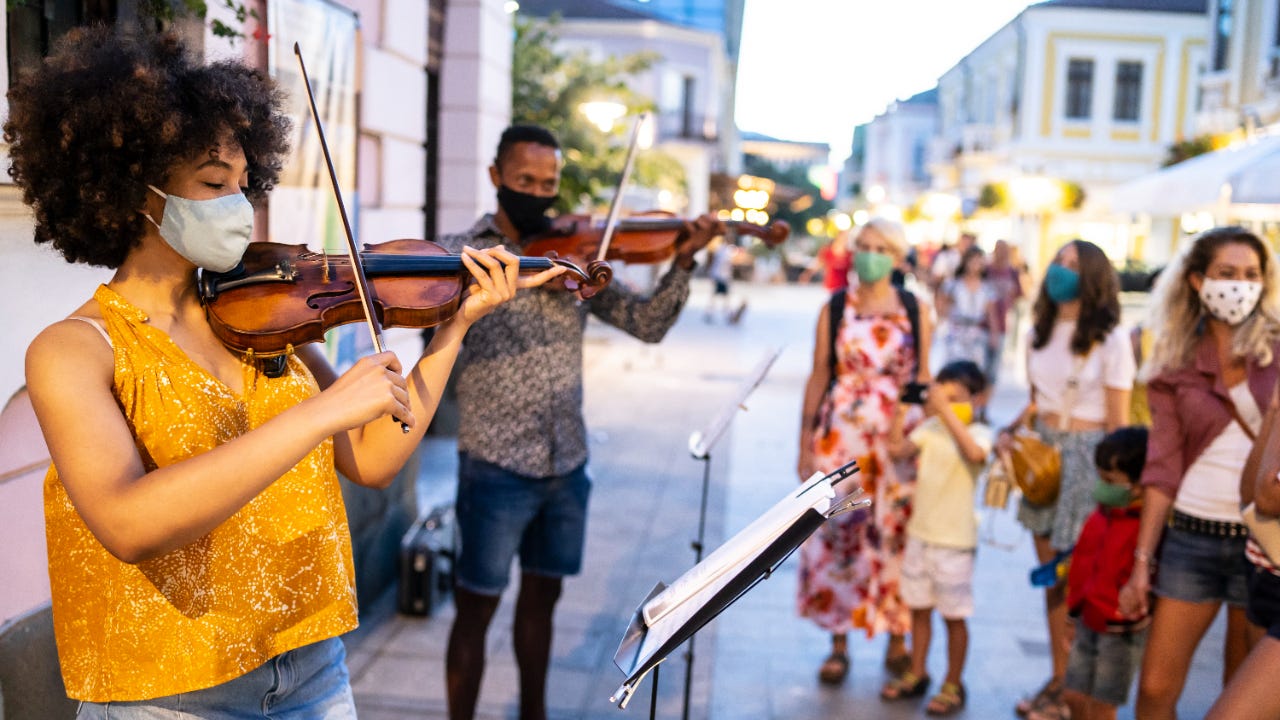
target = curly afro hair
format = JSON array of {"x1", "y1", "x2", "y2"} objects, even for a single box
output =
[{"x1": 4, "y1": 26, "x2": 292, "y2": 268}]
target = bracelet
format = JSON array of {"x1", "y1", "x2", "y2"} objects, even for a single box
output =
[{"x1": 1133, "y1": 548, "x2": 1154, "y2": 565}]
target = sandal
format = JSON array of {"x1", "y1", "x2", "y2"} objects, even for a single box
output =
[
  {"x1": 1026, "y1": 695, "x2": 1072, "y2": 720},
  {"x1": 817, "y1": 652, "x2": 849, "y2": 685},
  {"x1": 1015, "y1": 677, "x2": 1065, "y2": 717},
  {"x1": 926, "y1": 682, "x2": 966, "y2": 716},
  {"x1": 880, "y1": 670, "x2": 930, "y2": 701}
]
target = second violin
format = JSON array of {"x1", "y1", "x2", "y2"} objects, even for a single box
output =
[{"x1": 521, "y1": 214, "x2": 790, "y2": 266}]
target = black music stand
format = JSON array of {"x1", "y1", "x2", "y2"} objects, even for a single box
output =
[
  {"x1": 609, "y1": 460, "x2": 868, "y2": 716},
  {"x1": 681, "y1": 346, "x2": 782, "y2": 720}
]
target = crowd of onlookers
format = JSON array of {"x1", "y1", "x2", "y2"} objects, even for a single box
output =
[{"x1": 795, "y1": 219, "x2": 1280, "y2": 719}]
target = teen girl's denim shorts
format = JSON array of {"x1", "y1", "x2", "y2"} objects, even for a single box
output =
[
  {"x1": 1154, "y1": 525, "x2": 1250, "y2": 607},
  {"x1": 75, "y1": 636, "x2": 356, "y2": 719}
]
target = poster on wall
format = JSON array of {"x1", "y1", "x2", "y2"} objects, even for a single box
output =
[{"x1": 267, "y1": 0, "x2": 370, "y2": 366}]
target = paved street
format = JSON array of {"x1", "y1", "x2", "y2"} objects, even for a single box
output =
[{"x1": 344, "y1": 278, "x2": 1227, "y2": 720}]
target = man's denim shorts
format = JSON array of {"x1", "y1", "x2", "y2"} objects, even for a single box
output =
[
  {"x1": 1154, "y1": 525, "x2": 1249, "y2": 607},
  {"x1": 75, "y1": 637, "x2": 355, "y2": 719},
  {"x1": 455, "y1": 453, "x2": 592, "y2": 596}
]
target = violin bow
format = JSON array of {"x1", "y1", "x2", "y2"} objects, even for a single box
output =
[
  {"x1": 594, "y1": 111, "x2": 648, "y2": 263},
  {"x1": 294, "y1": 43, "x2": 409, "y2": 432}
]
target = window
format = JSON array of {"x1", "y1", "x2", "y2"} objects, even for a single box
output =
[
  {"x1": 1065, "y1": 58, "x2": 1094, "y2": 120},
  {"x1": 1271, "y1": 0, "x2": 1280, "y2": 77},
  {"x1": 1213, "y1": 0, "x2": 1233, "y2": 72},
  {"x1": 1113, "y1": 61, "x2": 1143, "y2": 122}
]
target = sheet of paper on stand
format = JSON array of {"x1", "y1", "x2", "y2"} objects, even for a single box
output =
[
  {"x1": 687, "y1": 346, "x2": 783, "y2": 459},
  {"x1": 609, "y1": 460, "x2": 866, "y2": 709},
  {"x1": 642, "y1": 468, "x2": 837, "y2": 628}
]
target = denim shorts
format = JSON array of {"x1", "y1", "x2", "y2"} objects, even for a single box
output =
[
  {"x1": 455, "y1": 453, "x2": 591, "y2": 596},
  {"x1": 1065, "y1": 623, "x2": 1147, "y2": 707},
  {"x1": 1246, "y1": 563, "x2": 1280, "y2": 639},
  {"x1": 1154, "y1": 525, "x2": 1249, "y2": 606},
  {"x1": 76, "y1": 637, "x2": 355, "y2": 719}
]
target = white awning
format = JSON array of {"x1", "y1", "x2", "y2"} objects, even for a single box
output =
[{"x1": 1106, "y1": 135, "x2": 1280, "y2": 217}]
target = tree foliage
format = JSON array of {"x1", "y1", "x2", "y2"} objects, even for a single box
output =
[{"x1": 512, "y1": 15, "x2": 687, "y2": 213}]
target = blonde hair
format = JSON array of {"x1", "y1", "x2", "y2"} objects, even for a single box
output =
[
  {"x1": 1141, "y1": 227, "x2": 1280, "y2": 381},
  {"x1": 860, "y1": 217, "x2": 908, "y2": 258}
]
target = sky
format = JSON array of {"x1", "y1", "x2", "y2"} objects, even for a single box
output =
[{"x1": 735, "y1": 0, "x2": 1038, "y2": 166}]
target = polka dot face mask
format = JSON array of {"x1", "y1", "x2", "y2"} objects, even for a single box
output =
[{"x1": 1198, "y1": 278, "x2": 1263, "y2": 325}]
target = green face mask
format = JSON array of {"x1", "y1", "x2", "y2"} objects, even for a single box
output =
[
  {"x1": 1092, "y1": 480, "x2": 1134, "y2": 508},
  {"x1": 854, "y1": 251, "x2": 894, "y2": 283}
]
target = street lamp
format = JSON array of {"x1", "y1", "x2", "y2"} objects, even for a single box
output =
[{"x1": 579, "y1": 100, "x2": 628, "y2": 133}]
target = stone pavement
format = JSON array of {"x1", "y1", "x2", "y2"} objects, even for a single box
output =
[{"x1": 344, "y1": 279, "x2": 1229, "y2": 720}]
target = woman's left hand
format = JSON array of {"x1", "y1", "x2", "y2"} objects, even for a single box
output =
[{"x1": 456, "y1": 245, "x2": 565, "y2": 326}]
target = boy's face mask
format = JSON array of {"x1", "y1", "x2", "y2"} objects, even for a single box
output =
[
  {"x1": 1092, "y1": 479, "x2": 1134, "y2": 508},
  {"x1": 949, "y1": 402, "x2": 974, "y2": 425}
]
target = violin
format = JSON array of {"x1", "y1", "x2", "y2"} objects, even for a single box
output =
[
  {"x1": 521, "y1": 214, "x2": 790, "y2": 266},
  {"x1": 199, "y1": 239, "x2": 611, "y2": 359}
]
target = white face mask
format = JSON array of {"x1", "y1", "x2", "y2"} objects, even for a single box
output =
[
  {"x1": 145, "y1": 185, "x2": 254, "y2": 272},
  {"x1": 1198, "y1": 277, "x2": 1263, "y2": 326}
]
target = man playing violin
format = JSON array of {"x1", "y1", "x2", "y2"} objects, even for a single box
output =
[
  {"x1": 12, "y1": 29, "x2": 557, "y2": 717},
  {"x1": 440, "y1": 124, "x2": 724, "y2": 720}
]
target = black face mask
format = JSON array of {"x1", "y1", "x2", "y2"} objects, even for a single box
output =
[{"x1": 497, "y1": 185, "x2": 555, "y2": 238}]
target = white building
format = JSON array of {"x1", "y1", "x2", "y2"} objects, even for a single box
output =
[
  {"x1": 930, "y1": 0, "x2": 1208, "y2": 272},
  {"x1": 1197, "y1": 0, "x2": 1280, "y2": 134},
  {"x1": 861, "y1": 88, "x2": 939, "y2": 216}
]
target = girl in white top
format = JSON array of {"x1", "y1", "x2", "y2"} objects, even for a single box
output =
[{"x1": 1000, "y1": 240, "x2": 1134, "y2": 718}]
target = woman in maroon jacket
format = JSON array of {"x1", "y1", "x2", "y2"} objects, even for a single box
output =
[{"x1": 1119, "y1": 227, "x2": 1280, "y2": 719}]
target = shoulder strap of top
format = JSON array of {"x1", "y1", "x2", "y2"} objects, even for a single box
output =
[{"x1": 67, "y1": 315, "x2": 113, "y2": 349}]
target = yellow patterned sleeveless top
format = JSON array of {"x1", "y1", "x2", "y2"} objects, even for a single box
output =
[{"x1": 44, "y1": 285, "x2": 358, "y2": 702}]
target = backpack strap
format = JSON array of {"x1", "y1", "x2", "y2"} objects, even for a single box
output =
[
  {"x1": 895, "y1": 285, "x2": 921, "y2": 376},
  {"x1": 826, "y1": 288, "x2": 847, "y2": 386},
  {"x1": 826, "y1": 286, "x2": 922, "y2": 384}
]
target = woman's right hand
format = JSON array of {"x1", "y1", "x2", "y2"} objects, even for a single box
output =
[
  {"x1": 312, "y1": 351, "x2": 412, "y2": 433},
  {"x1": 1118, "y1": 570, "x2": 1151, "y2": 618}
]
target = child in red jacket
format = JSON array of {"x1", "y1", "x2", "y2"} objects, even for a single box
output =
[{"x1": 1031, "y1": 426, "x2": 1149, "y2": 720}]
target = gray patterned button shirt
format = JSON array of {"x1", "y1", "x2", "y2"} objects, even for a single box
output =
[{"x1": 440, "y1": 215, "x2": 695, "y2": 478}]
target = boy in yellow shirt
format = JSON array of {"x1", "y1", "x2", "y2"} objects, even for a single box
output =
[{"x1": 883, "y1": 360, "x2": 993, "y2": 715}]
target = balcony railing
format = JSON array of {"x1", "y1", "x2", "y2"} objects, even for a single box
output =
[{"x1": 655, "y1": 111, "x2": 719, "y2": 142}]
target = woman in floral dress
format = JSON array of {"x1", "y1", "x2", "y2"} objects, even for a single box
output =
[{"x1": 796, "y1": 217, "x2": 932, "y2": 685}]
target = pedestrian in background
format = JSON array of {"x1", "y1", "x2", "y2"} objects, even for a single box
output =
[
  {"x1": 799, "y1": 230, "x2": 852, "y2": 294},
  {"x1": 705, "y1": 237, "x2": 745, "y2": 324},
  {"x1": 936, "y1": 246, "x2": 1000, "y2": 378},
  {"x1": 883, "y1": 360, "x2": 992, "y2": 716},
  {"x1": 796, "y1": 217, "x2": 932, "y2": 686},
  {"x1": 1118, "y1": 227, "x2": 1280, "y2": 720},
  {"x1": 998, "y1": 239, "x2": 1134, "y2": 719},
  {"x1": 986, "y1": 239, "x2": 1028, "y2": 386},
  {"x1": 1034, "y1": 427, "x2": 1150, "y2": 720},
  {"x1": 439, "y1": 124, "x2": 723, "y2": 720}
]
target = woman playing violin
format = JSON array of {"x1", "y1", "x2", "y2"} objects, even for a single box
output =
[{"x1": 9, "y1": 28, "x2": 558, "y2": 717}]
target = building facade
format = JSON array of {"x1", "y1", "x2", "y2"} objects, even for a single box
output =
[
  {"x1": 930, "y1": 0, "x2": 1208, "y2": 271},
  {"x1": 861, "y1": 89, "x2": 939, "y2": 216}
]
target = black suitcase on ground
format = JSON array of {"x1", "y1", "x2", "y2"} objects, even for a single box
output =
[{"x1": 397, "y1": 504, "x2": 456, "y2": 617}]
